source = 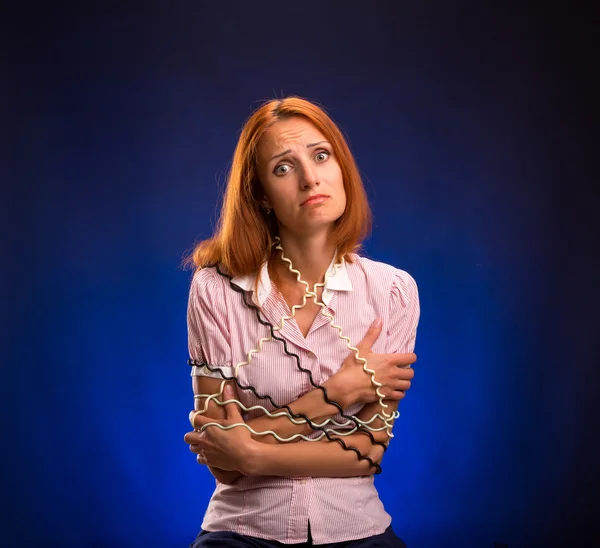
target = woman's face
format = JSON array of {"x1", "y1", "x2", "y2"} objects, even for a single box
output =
[{"x1": 255, "y1": 116, "x2": 346, "y2": 237}]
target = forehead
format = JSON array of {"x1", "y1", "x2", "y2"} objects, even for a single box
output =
[{"x1": 257, "y1": 117, "x2": 326, "y2": 158}]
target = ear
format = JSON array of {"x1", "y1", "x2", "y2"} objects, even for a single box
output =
[
  {"x1": 254, "y1": 181, "x2": 273, "y2": 214},
  {"x1": 258, "y1": 193, "x2": 272, "y2": 211}
]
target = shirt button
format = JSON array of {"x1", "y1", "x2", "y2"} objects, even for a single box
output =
[{"x1": 300, "y1": 479, "x2": 307, "y2": 484}]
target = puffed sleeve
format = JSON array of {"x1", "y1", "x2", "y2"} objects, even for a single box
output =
[
  {"x1": 187, "y1": 267, "x2": 235, "y2": 379},
  {"x1": 387, "y1": 269, "x2": 420, "y2": 354}
]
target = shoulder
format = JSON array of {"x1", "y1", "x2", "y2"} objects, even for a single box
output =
[
  {"x1": 189, "y1": 266, "x2": 229, "y2": 303},
  {"x1": 346, "y1": 254, "x2": 418, "y2": 303},
  {"x1": 346, "y1": 253, "x2": 417, "y2": 287}
]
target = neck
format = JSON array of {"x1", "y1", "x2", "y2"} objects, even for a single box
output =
[{"x1": 271, "y1": 229, "x2": 337, "y2": 289}]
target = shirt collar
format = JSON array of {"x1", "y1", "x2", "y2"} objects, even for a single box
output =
[{"x1": 231, "y1": 253, "x2": 353, "y2": 307}]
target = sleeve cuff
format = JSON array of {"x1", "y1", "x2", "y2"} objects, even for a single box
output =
[{"x1": 190, "y1": 364, "x2": 235, "y2": 379}]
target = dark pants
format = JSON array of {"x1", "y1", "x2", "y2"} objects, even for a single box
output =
[{"x1": 189, "y1": 524, "x2": 407, "y2": 547}]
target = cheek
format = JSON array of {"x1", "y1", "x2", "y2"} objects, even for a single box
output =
[
  {"x1": 260, "y1": 175, "x2": 284, "y2": 201},
  {"x1": 330, "y1": 164, "x2": 344, "y2": 189},
  {"x1": 267, "y1": 185, "x2": 297, "y2": 211},
  {"x1": 332, "y1": 167, "x2": 346, "y2": 201},
  {"x1": 335, "y1": 178, "x2": 347, "y2": 214}
]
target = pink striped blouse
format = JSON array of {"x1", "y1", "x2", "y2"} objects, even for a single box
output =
[{"x1": 187, "y1": 253, "x2": 420, "y2": 544}]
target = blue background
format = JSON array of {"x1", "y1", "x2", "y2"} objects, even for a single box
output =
[{"x1": 3, "y1": 2, "x2": 598, "y2": 547}]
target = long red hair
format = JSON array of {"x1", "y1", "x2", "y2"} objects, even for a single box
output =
[{"x1": 184, "y1": 96, "x2": 372, "y2": 276}]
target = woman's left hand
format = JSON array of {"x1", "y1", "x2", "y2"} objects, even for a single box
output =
[{"x1": 184, "y1": 385, "x2": 256, "y2": 473}]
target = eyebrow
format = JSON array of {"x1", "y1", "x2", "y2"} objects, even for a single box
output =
[{"x1": 269, "y1": 141, "x2": 329, "y2": 162}]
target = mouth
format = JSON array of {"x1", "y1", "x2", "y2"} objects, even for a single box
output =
[{"x1": 301, "y1": 194, "x2": 330, "y2": 206}]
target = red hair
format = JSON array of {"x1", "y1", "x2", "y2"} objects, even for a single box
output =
[{"x1": 184, "y1": 96, "x2": 372, "y2": 276}]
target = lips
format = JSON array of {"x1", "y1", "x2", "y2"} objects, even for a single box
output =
[{"x1": 301, "y1": 194, "x2": 330, "y2": 206}]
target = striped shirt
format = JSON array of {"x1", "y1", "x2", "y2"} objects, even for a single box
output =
[{"x1": 187, "y1": 253, "x2": 420, "y2": 544}]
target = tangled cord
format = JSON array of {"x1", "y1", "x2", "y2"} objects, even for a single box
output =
[
  {"x1": 189, "y1": 243, "x2": 399, "y2": 474},
  {"x1": 217, "y1": 263, "x2": 390, "y2": 447},
  {"x1": 189, "y1": 358, "x2": 383, "y2": 474},
  {"x1": 274, "y1": 238, "x2": 395, "y2": 437},
  {"x1": 192, "y1": 401, "x2": 391, "y2": 441},
  {"x1": 194, "y1": 390, "x2": 398, "y2": 429},
  {"x1": 192, "y1": 371, "x2": 397, "y2": 438},
  {"x1": 190, "y1": 264, "x2": 386, "y2": 472}
]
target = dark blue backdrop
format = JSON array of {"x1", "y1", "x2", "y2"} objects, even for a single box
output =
[{"x1": 3, "y1": 2, "x2": 598, "y2": 547}]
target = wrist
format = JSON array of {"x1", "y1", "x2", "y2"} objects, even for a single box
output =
[
  {"x1": 326, "y1": 371, "x2": 356, "y2": 409},
  {"x1": 241, "y1": 441, "x2": 266, "y2": 476},
  {"x1": 208, "y1": 466, "x2": 242, "y2": 485}
]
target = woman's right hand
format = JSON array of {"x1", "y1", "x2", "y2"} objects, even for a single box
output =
[{"x1": 336, "y1": 319, "x2": 416, "y2": 406}]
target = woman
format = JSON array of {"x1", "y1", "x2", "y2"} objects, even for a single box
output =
[{"x1": 183, "y1": 97, "x2": 420, "y2": 547}]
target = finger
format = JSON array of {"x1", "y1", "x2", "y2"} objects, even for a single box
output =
[
  {"x1": 190, "y1": 445, "x2": 207, "y2": 464},
  {"x1": 222, "y1": 384, "x2": 243, "y2": 421},
  {"x1": 189, "y1": 410, "x2": 212, "y2": 430},
  {"x1": 393, "y1": 380, "x2": 411, "y2": 391},
  {"x1": 189, "y1": 444, "x2": 203, "y2": 454},
  {"x1": 357, "y1": 319, "x2": 383, "y2": 351},
  {"x1": 379, "y1": 384, "x2": 407, "y2": 399},
  {"x1": 395, "y1": 368, "x2": 415, "y2": 381},
  {"x1": 389, "y1": 352, "x2": 417, "y2": 367},
  {"x1": 388, "y1": 390, "x2": 407, "y2": 401},
  {"x1": 184, "y1": 431, "x2": 205, "y2": 445}
]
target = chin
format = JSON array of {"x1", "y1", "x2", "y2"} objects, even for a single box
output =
[{"x1": 291, "y1": 220, "x2": 338, "y2": 237}]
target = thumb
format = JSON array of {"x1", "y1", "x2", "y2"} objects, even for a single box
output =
[
  {"x1": 222, "y1": 384, "x2": 242, "y2": 422},
  {"x1": 358, "y1": 318, "x2": 383, "y2": 351}
]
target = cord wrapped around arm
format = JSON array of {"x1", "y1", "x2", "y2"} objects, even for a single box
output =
[{"x1": 187, "y1": 265, "x2": 385, "y2": 474}]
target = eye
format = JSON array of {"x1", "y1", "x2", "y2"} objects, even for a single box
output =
[
  {"x1": 315, "y1": 150, "x2": 330, "y2": 162},
  {"x1": 274, "y1": 163, "x2": 292, "y2": 176}
]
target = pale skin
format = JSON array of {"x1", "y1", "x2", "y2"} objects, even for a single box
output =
[{"x1": 183, "y1": 116, "x2": 416, "y2": 482}]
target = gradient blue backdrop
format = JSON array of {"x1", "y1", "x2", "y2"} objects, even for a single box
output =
[{"x1": 3, "y1": 2, "x2": 598, "y2": 547}]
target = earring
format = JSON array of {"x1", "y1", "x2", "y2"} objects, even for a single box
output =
[{"x1": 264, "y1": 206, "x2": 272, "y2": 215}]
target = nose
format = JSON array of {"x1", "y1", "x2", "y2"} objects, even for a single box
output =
[{"x1": 300, "y1": 163, "x2": 320, "y2": 189}]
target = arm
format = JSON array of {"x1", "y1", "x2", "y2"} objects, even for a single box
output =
[
  {"x1": 192, "y1": 372, "x2": 355, "y2": 484},
  {"x1": 191, "y1": 334, "x2": 414, "y2": 481},
  {"x1": 345, "y1": 268, "x2": 420, "y2": 451},
  {"x1": 187, "y1": 269, "x2": 358, "y2": 481},
  {"x1": 211, "y1": 318, "x2": 413, "y2": 446},
  {"x1": 250, "y1": 269, "x2": 421, "y2": 477},
  {"x1": 240, "y1": 270, "x2": 419, "y2": 454},
  {"x1": 242, "y1": 398, "x2": 400, "y2": 478},
  {"x1": 193, "y1": 374, "x2": 354, "y2": 444},
  {"x1": 187, "y1": 269, "x2": 418, "y2": 481},
  {"x1": 189, "y1": 388, "x2": 385, "y2": 478},
  {"x1": 244, "y1": 429, "x2": 384, "y2": 477},
  {"x1": 336, "y1": 398, "x2": 399, "y2": 446},
  {"x1": 190, "y1": 386, "x2": 401, "y2": 480},
  {"x1": 192, "y1": 377, "x2": 241, "y2": 485}
]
